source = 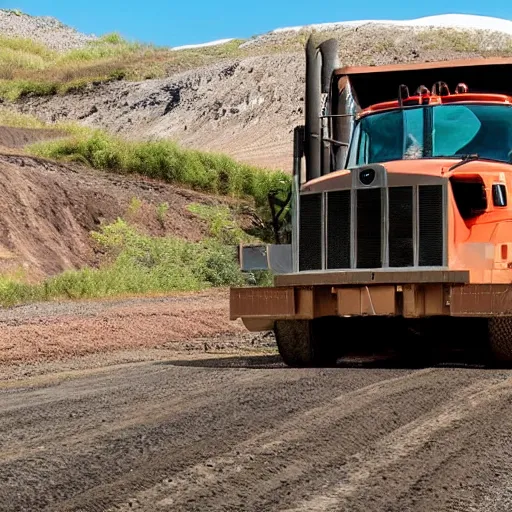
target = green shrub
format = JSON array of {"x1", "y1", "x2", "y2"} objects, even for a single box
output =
[
  {"x1": 0, "y1": 79, "x2": 58, "y2": 100},
  {"x1": 0, "y1": 219, "x2": 245, "y2": 306},
  {"x1": 0, "y1": 276, "x2": 43, "y2": 307},
  {"x1": 187, "y1": 203, "x2": 258, "y2": 245}
]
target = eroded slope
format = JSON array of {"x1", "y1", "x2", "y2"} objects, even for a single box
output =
[{"x1": 0, "y1": 146, "x2": 228, "y2": 278}]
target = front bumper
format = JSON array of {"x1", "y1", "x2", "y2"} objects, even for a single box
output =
[{"x1": 229, "y1": 270, "x2": 512, "y2": 331}]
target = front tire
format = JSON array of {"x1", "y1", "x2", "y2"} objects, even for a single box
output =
[
  {"x1": 274, "y1": 318, "x2": 339, "y2": 367},
  {"x1": 487, "y1": 317, "x2": 512, "y2": 365}
]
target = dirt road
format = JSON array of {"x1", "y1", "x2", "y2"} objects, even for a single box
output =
[
  {"x1": 2, "y1": 348, "x2": 512, "y2": 511},
  {"x1": 2, "y1": 291, "x2": 512, "y2": 511}
]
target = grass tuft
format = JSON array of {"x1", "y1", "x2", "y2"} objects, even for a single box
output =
[{"x1": 0, "y1": 107, "x2": 48, "y2": 128}]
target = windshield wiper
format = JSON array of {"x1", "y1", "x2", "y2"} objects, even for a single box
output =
[{"x1": 448, "y1": 154, "x2": 480, "y2": 171}]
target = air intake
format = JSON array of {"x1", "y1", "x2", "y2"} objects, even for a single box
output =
[{"x1": 298, "y1": 180, "x2": 446, "y2": 270}]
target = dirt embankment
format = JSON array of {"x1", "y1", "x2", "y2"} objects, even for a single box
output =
[
  {"x1": 0, "y1": 134, "x2": 237, "y2": 278},
  {"x1": 0, "y1": 126, "x2": 64, "y2": 150}
]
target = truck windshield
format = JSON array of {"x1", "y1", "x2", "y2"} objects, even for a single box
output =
[{"x1": 347, "y1": 103, "x2": 512, "y2": 166}]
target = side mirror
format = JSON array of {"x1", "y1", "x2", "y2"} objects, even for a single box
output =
[{"x1": 493, "y1": 183, "x2": 507, "y2": 207}]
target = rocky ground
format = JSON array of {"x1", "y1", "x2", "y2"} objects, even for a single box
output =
[{"x1": 0, "y1": 9, "x2": 95, "y2": 51}]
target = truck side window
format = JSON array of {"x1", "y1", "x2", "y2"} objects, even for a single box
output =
[
  {"x1": 493, "y1": 184, "x2": 507, "y2": 207},
  {"x1": 450, "y1": 177, "x2": 487, "y2": 219}
]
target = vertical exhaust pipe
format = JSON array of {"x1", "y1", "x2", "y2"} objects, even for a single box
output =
[
  {"x1": 305, "y1": 36, "x2": 321, "y2": 182},
  {"x1": 292, "y1": 125, "x2": 304, "y2": 272},
  {"x1": 318, "y1": 39, "x2": 340, "y2": 94},
  {"x1": 304, "y1": 36, "x2": 340, "y2": 181},
  {"x1": 318, "y1": 39, "x2": 340, "y2": 176}
]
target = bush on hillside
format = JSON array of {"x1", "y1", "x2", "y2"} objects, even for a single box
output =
[{"x1": 0, "y1": 219, "x2": 246, "y2": 306}]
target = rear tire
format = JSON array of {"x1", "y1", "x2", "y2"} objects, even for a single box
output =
[
  {"x1": 487, "y1": 317, "x2": 512, "y2": 365},
  {"x1": 274, "y1": 318, "x2": 339, "y2": 367}
]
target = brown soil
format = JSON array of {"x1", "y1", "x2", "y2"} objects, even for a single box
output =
[
  {"x1": 0, "y1": 140, "x2": 243, "y2": 278},
  {"x1": 0, "y1": 288, "x2": 249, "y2": 365}
]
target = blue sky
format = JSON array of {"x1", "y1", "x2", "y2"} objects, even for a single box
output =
[{"x1": 3, "y1": 0, "x2": 512, "y2": 47}]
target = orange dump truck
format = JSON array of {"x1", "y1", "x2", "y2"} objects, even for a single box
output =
[{"x1": 230, "y1": 36, "x2": 512, "y2": 366}]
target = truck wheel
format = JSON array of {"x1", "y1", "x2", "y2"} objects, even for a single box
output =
[
  {"x1": 274, "y1": 318, "x2": 338, "y2": 367},
  {"x1": 488, "y1": 317, "x2": 512, "y2": 365}
]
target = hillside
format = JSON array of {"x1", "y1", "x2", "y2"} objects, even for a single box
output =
[
  {"x1": 0, "y1": 127, "x2": 251, "y2": 283},
  {"x1": 1, "y1": 11, "x2": 512, "y2": 289},
  {"x1": 3, "y1": 14, "x2": 512, "y2": 171}
]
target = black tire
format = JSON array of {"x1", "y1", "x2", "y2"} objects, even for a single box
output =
[
  {"x1": 487, "y1": 317, "x2": 512, "y2": 365},
  {"x1": 274, "y1": 318, "x2": 339, "y2": 367}
]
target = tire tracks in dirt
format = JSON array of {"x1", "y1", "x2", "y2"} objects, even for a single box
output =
[
  {"x1": 283, "y1": 373, "x2": 512, "y2": 512},
  {"x1": 0, "y1": 361, "x2": 402, "y2": 512},
  {"x1": 105, "y1": 368, "x2": 510, "y2": 512},
  {"x1": 2, "y1": 357, "x2": 512, "y2": 512}
]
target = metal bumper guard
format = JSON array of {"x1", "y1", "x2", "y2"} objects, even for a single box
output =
[{"x1": 230, "y1": 270, "x2": 512, "y2": 331}]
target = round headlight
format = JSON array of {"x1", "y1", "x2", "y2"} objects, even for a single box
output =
[{"x1": 359, "y1": 168, "x2": 375, "y2": 185}]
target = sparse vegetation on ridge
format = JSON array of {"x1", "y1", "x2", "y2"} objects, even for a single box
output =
[
  {"x1": 28, "y1": 129, "x2": 292, "y2": 209},
  {"x1": 1, "y1": 24, "x2": 511, "y2": 102},
  {"x1": 0, "y1": 34, "x2": 248, "y2": 100}
]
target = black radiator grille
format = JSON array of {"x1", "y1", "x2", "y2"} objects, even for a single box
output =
[
  {"x1": 327, "y1": 190, "x2": 351, "y2": 269},
  {"x1": 356, "y1": 188, "x2": 381, "y2": 268},
  {"x1": 299, "y1": 193, "x2": 322, "y2": 271},
  {"x1": 419, "y1": 185, "x2": 444, "y2": 266},
  {"x1": 297, "y1": 184, "x2": 444, "y2": 271},
  {"x1": 389, "y1": 186, "x2": 414, "y2": 267}
]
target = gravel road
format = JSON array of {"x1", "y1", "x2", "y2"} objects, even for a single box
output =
[{"x1": 2, "y1": 349, "x2": 512, "y2": 511}]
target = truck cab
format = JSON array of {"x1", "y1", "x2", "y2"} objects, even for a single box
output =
[{"x1": 301, "y1": 88, "x2": 512, "y2": 283}]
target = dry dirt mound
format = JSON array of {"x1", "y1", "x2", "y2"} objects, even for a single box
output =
[
  {"x1": 0, "y1": 9, "x2": 96, "y2": 51},
  {"x1": 0, "y1": 148, "x2": 231, "y2": 279}
]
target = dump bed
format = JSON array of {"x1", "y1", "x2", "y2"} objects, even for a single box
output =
[{"x1": 334, "y1": 57, "x2": 512, "y2": 109}]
